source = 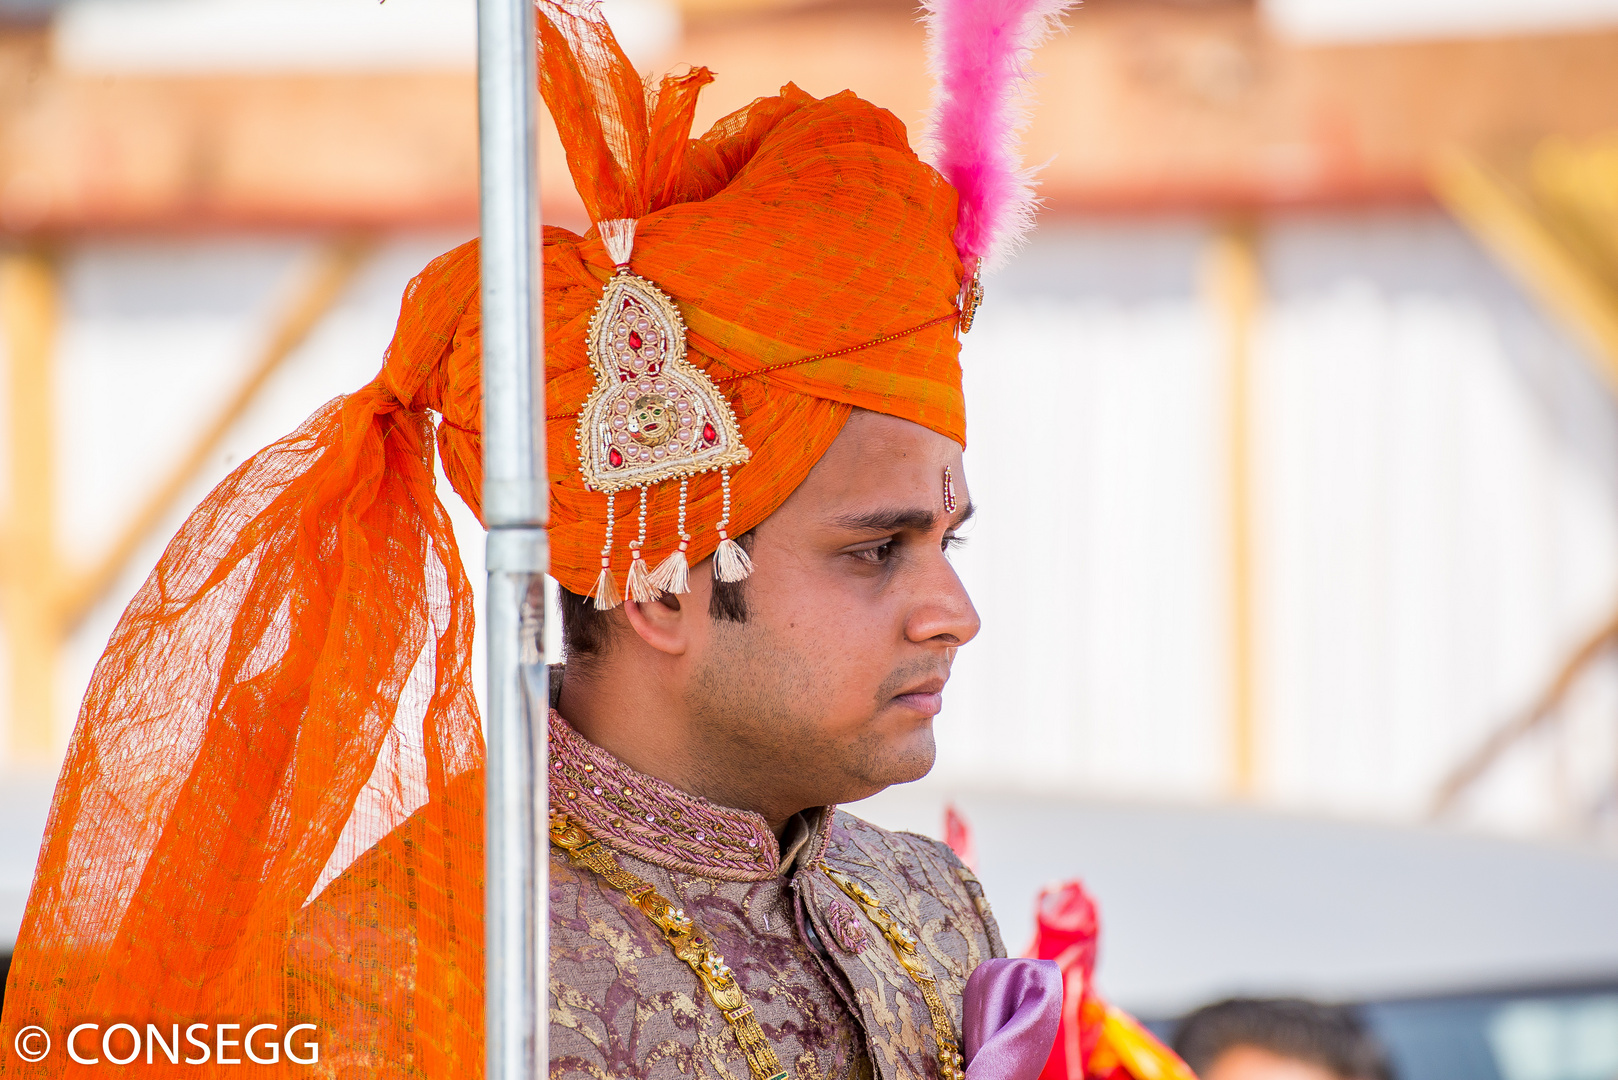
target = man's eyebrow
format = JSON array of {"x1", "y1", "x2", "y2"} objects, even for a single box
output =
[
  {"x1": 830, "y1": 507, "x2": 939, "y2": 533},
  {"x1": 830, "y1": 500, "x2": 976, "y2": 534}
]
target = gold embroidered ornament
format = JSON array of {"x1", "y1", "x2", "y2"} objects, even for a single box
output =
[{"x1": 577, "y1": 219, "x2": 753, "y2": 610}]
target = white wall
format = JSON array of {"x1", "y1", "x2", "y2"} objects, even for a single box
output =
[
  {"x1": 935, "y1": 211, "x2": 1618, "y2": 844},
  {"x1": 1262, "y1": 0, "x2": 1618, "y2": 42}
]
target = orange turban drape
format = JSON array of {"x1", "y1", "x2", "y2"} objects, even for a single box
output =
[{"x1": 0, "y1": 2, "x2": 967, "y2": 1075}]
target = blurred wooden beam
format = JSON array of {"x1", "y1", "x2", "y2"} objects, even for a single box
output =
[
  {"x1": 674, "y1": 0, "x2": 834, "y2": 19},
  {"x1": 54, "y1": 236, "x2": 372, "y2": 632},
  {"x1": 1434, "y1": 148, "x2": 1618, "y2": 391},
  {"x1": 0, "y1": 246, "x2": 60, "y2": 760},
  {"x1": 1204, "y1": 219, "x2": 1263, "y2": 799},
  {"x1": 3, "y1": 6, "x2": 1618, "y2": 230},
  {"x1": 0, "y1": 238, "x2": 364, "y2": 758},
  {"x1": 681, "y1": 3, "x2": 1618, "y2": 214},
  {"x1": 0, "y1": 67, "x2": 481, "y2": 232},
  {"x1": 1431, "y1": 608, "x2": 1618, "y2": 819}
]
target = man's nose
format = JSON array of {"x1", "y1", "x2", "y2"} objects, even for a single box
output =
[{"x1": 906, "y1": 555, "x2": 980, "y2": 648}]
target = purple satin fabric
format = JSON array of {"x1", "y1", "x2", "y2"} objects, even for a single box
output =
[{"x1": 962, "y1": 958, "x2": 1064, "y2": 1080}]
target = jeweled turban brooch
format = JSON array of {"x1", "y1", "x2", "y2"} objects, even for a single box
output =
[{"x1": 577, "y1": 219, "x2": 752, "y2": 609}]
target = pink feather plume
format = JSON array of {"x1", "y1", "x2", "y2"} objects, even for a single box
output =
[{"x1": 923, "y1": 0, "x2": 1075, "y2": 276}]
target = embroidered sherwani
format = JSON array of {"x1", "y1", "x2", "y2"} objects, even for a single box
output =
[{"x1": 547, "y1": 712, "x2": 1007, "y2": 1080}]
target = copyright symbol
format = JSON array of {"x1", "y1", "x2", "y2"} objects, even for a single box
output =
[{"x1": 13, "y1": 1025, "x2": 50, "y2": 1062}]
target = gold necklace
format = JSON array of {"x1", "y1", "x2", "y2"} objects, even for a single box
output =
[
  {"x1": 549, "y1": 814, "x2": 963, "y2": 1080},
  {"x1": 550, "y1": 814, "x2": 787, "y2": 1080}
]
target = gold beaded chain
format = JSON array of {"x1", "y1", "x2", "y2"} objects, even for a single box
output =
[
  {"x1": 819, "y1": 866, "x2": 966, "y2": 1080},
  {"x1": 549, "y1": 815, "x2": 963, "y2": 1080},
  {"x1": 550, "y1": 815, "x2": 789, "y2": 1080}
]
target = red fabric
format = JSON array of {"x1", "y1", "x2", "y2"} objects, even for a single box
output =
[
  {"x1": 1031, "y1": 881, "x2": 1106, "y2": 1080},
  {"x1": 945, "y1": 802, "x2": 979, "y2": 872}
]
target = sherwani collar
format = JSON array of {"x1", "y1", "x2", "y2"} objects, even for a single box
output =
[{"x1": 548, "y1": 708, "x2": 832, "y2": 882}]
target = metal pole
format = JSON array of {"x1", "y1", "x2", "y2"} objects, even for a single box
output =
[{"x1": 479, "y1": 0, "x2": 547, "y2": 1074}]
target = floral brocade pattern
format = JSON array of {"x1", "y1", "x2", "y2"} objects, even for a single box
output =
[{"x1": 546, "y1": 713, "x2": 1007, "y2": 1080}]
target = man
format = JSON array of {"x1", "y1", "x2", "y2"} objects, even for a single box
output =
[
  {"x1": 547, "y1": 406, "x2": 990, "y2": 1080},
  {"x1": 1173, "y1": 999, "x2": 1396, "y2": 1080},
  {"x1": 1, "y1": 3, "x2": 1187, "y2": 1079}
]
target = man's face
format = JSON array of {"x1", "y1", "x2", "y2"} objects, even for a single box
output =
[
  {"x1": 679, "y1": 410, "x2": 979, "y2": 816},
  {"x1": 1204, "y1": 1047, "x2": 1354, "y2": 1080}
]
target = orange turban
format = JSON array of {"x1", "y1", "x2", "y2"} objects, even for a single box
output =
[
  {"x1": 423, "y1": 7, "x2": 968, "y2": 596},
  {"x1": 0, "y1": 4, "x2": 967, "y2": 1075}
]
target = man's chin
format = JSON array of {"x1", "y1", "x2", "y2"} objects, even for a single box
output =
[{"x1": 850, "y1": 731, "x2": 936, "y2": 797}]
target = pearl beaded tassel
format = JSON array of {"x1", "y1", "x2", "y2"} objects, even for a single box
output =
[
  {"x1": 712, "y1": 468, "x2": 754, "y2": 583},
  {"x1": 625, "y1": 485, "x2": 658, "y2": 603},
  {"x1": 649, "y1": 477, "x2": 693, "y2": 594},
  {"x1": 590, "y1": 492, "x2": 622, "y2": 610}
]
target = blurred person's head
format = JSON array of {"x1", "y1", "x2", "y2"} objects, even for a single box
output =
[{"x1": 1172, "y1": 998, "x2": 1394, "y2": 1080}]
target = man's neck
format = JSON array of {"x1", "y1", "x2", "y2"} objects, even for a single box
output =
[{"x1": 555, "y1": 665, "x2": 802, "y2": 837}]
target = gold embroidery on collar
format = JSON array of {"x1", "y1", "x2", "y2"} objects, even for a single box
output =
[{"x1": 549, "y1": 711, "x2": 774, "y2": 877}]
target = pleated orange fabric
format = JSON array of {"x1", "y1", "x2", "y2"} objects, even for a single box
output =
[{"x1": 0, "y1": 2, "x2": 966, "y2": 1076}]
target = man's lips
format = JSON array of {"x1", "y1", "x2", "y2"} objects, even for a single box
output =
[{"x1": 891, "y1": 677, "x2": 947, "y2": 716}]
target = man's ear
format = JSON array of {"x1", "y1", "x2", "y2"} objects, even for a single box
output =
[{"x1": 621, "y1": 591, "x2": 689, "y2": 656}]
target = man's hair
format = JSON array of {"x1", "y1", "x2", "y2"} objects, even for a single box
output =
[
  {"x1": 1172, "y1": 998, "x2": 1394, "y2": 1080},
  {"x1": 559, "y1": 532, "x2": 753, "y2": 661}
]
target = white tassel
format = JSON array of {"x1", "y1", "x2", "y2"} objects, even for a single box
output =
[
  {"x1": 590, "y1": 565, "x2": 621, "y2": 610},
  {"x1": 713, "y1": 537, "x2": 754, "y2": 583},
  {"x1": 593, "y1": 492, "x2": 622, "y2": 609},
  {"x1": 649, "y1": 544, "x2": 691, "y2": 594},
  {"x1": 625, "y1": 551, "x2": 658, "y2": 603},
  {"x1": 710, "y1": 468, "x2": 752, "y2": 583},
  {"x1": 600, "y1": 218, "x2": 638, "y2": 267},
  {"x1": 621, "y1": 485, "x2": 657, "y2": 602},
  {"x1": 653, "y1": 477, "x2": 694, "y2": 594}
]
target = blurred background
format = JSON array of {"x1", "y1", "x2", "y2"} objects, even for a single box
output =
[{"x1": 1, "y1": 0, "x2": 1617, "y2": 1076}]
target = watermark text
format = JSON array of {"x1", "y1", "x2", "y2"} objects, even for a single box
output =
[{"x1": 7, "y1": 1023, "x2": 320, "y2": 1066}]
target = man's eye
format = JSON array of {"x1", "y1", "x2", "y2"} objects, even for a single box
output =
[{"x1": 853, "y1": 540, "x2": 896, "y2": 564}]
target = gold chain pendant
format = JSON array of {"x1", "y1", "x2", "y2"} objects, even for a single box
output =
[
  {"x1": 550, "y1": 815, "x2": 788, "y2": 1080},
  {"x1": 550, "y1": 813, "x2": 963, "y2": 1080},
  {"x1": 820, "y1": 866, "x2": 966, "y2": 1080}
]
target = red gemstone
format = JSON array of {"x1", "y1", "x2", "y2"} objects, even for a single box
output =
[
  {"x1": 608, "y1": 446, "x2": 623, "y2": 467},
  {"x1": 629, "y1": 330, "x2": 642, "y2": 349},
  {"x1": 702, "y1": 422, "x2": 717, "y2": 445}
]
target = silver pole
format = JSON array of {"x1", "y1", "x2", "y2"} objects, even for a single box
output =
[{"x1": 479, "y1": 0, "x2": 547, "y2": 1075}]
